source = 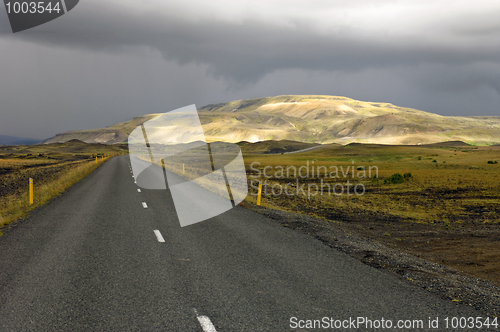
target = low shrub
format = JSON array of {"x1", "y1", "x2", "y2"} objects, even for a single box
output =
[{"x1": 384, "y1": 173, "x2": 405, "y2": 184}]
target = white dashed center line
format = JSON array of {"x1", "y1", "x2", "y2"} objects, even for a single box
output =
[
  {"x1": 142, "y1": 202, "x2": 148, "y2": 208},
  {"x1": 153, "y1": 230, "x2": 165, "y2": 243},
  {"x1": 194, "y1": 309, "x2": 217, "y2": 332},
  {"x1": 137, "y1": 189, "x2": 141, "y2": 192}
]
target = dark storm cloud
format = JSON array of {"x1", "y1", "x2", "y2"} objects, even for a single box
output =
[
  {"x1": 418, "y1": 63, "x2": 500, "y2": 96},
  {"x1": 1, "y1": 1, "x2": 499, "y2": 139},
  {"x1": 9, "y1": 1, "x2": 500, "y2": 85}
]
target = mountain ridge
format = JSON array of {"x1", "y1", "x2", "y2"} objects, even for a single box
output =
[{"x1": 43, "y1": 95, "x2": 500, "y2": 146}]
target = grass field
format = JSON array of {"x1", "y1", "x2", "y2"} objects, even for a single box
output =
[
  {"x1": 242, "y1": 141, "x2": 500, "y2": 284},
  {"x1": 244, "y1": 142, "x2": 500, "y2": 224},
  {"x1": 0, "y1": 140, "x2": 128, "y2": 233}
]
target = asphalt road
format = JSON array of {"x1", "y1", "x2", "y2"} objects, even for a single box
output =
[{"x1": 0, "y1": 156, "x2": 490, "y2": 331}]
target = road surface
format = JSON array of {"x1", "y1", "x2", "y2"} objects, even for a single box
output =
[
  {"x1": 282, "y1": 145, "x2": 324, "y2": 154},
  {"x1": 0, "y1": 156, "x2": 489, "y2": 331}
]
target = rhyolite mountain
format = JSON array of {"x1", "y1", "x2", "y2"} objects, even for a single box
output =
[{"x1": 43, "y1": 95, "x2": 500, "y2": 146}]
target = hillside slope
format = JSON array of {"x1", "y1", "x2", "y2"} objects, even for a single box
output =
[
  {"x1": 43, "y1": 95, "x2": 500, "y2": 145},
  {"x1": 43, "y1": 114, "x2": 161, "y2": 144}
]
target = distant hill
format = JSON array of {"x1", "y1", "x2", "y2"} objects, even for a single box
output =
[
  {"x1": 43, "y1": 95, "x2": 500, "y2": 146},
  {"x1": 0, "y1": 138, "x2": 128, "y2": 156},
  {"x1": 43, "y1": 114, "x2": 161, "y2": 144},
  {"x1": 423, "y1": 141, "x2": 470, "y2": 147},
  {"x1": 0, "y1": 135, "x2": 41, "y2": 146}
]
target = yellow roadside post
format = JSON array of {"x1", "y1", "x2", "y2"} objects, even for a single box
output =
[
  {"x1": 257, "y1": 182, "x2": 263, "y2": 206},
  {"x1": 29, "y1": 178, "x2": 33, "y2": 205},
  {"x1": 183, "y1": 163, "x2": 185, "y2": 175},
  {"x1": 95, "y1": 156, "x2": 97, "y2": 164}
]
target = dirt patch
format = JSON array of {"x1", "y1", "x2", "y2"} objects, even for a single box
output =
[
  {"x1": 357, "y1": 222, "x2": 500, "y2": 287},
  {"x1": 243, "y1": 203, "x2": 500, "y2": 316}
]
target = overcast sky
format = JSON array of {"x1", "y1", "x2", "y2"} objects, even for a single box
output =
[{"x1": 1, "y1": 0, "x2": 499, "y2": 139}]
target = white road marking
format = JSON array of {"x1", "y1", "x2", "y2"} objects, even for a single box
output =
[
  {"x1": 137, "y1": 189, "x2": 141, "y2": 192},
  {"x1": 142, "y1": 202, "x2": 148, "y2": 208},
  {"x1": 153, "y1": 230, "x2": 165, "y2": 243},
  {"x1": 194, "y1": 309, "x2": 217, "y2": 332}
]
